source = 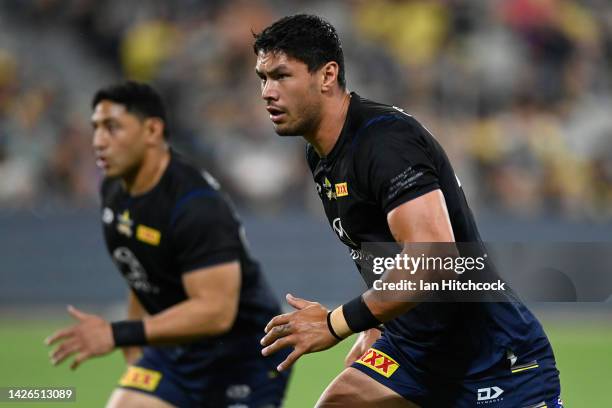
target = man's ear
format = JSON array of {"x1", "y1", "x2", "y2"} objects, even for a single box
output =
[
  {"x1": 144, "y1": 117, "x2": 165, "y2": 144},
  {"x1": 320, "y1": 61, "x2": 340, "y2": 92}
]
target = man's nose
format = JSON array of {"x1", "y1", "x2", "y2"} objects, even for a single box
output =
[
  {"x1": 261, "y1": 80, "x2": 279, "y2": 102},
  {"x1": 92, "y1": 129, "x2": 107, "y2": 150}
]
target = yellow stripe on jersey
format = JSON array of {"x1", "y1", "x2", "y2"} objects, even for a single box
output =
[{"x1": 511, "y1": 363, "x2": 539, "y2": 374}]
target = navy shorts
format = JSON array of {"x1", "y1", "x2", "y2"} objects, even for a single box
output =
[
  {"x1": 117, "y1": 335, "x2": 291, "y2": 407},
  {"x1": 351, "y1": 332, "x2": 563, "y2": 407}
]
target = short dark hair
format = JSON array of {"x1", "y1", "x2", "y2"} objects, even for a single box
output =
[
  {"x1": 92, "y1": 81, "x2": 169, "y2": 138},
  {"x1": 253, "y1": 14, "x2": 346, "y2": 89}
]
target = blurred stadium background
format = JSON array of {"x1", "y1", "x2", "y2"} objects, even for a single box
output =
[{"x1": 0, "y1": 0, "x2": 610, "y2": 406}]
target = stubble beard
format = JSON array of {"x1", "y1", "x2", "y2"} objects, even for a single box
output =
[{"x1": 274, "y1": 100, "x2": 321, "y2": 137}]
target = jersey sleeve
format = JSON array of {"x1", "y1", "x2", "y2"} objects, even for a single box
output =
[
  {"x1": 354, "y1": 116, "x2": 440, "y2": 213},
  {"x1": 170, "y1": 193, "x2": 242, "y2": 274}
]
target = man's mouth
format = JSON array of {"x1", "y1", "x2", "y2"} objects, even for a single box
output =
[
  {"x1": 96, "y1": 156, "x2": 109, "y2": 169},
  {"x1": 267, "y1": 106, "x2": 286, "y2": 123}
]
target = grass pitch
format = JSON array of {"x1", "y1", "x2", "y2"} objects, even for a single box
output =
[{"x1": 0, "y1": 320, "x2": 608, "y2": 407}]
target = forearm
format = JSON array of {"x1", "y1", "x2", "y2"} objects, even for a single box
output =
[
  {"x1": 143, "y1": 297, "x2": 237, "y2": 344},
  {"x1": 330, "y1": 243, "x2": 459, "y2": 337}
]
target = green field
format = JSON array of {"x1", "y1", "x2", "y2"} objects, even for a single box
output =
[{"x1": 0, "y1": 320, "x2": 609, "y2": 407}]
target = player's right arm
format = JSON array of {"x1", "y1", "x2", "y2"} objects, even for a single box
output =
[{"x1": 142, "y1": 260, "x2": 240, "y2": 343}]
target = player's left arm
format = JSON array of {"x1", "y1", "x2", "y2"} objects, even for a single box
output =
[
  {"x1": 363, "y1": 188, "x2": 455, "y2": 320},
  {"x1": 261, "y1": 117, "x2": 458, "y2": 371},
  {"x1": 340, "y1": 189, "x2": 456, "y2": 365},
  {"x1": 330, "y1": 188, "x2": 456, "y2": 336},
  {"x1": 260, "y1": 190, "x2": 456, "y2": 371}
]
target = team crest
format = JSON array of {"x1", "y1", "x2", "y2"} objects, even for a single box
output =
[
  {"x1": 117, "y1": 210, "x2": 133, "y2": 237},
  {"x1": 323, "y1": 177, "x2": 336, "y2": 200}
]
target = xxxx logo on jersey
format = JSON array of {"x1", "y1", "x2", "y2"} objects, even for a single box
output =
[
  {"x1": 356, "y1": 348, "x2": 400, "y2": 378},
  {"x1": 119, "y1": 366, "x2": 162, "y2": 391},
  {"x1": 136, "y1": 225, "x2": 161, "y2": 246},
  {"x1": 335, "y1": 182, "x2": 348, "y2": 197}
]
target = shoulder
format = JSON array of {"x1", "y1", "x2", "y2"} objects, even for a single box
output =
[
  {"x1": 165, "y1": 154, "x2": 235, "y2": 228},
  {"x1": 164, "y1": 153, "x2": 227, "y2": 207},
  {"x1": 165, "y1": 153, "x2": 217, "y2": 191},
  {"x1": 351, "y1": 104, "x2": 432, "y2": 161}
]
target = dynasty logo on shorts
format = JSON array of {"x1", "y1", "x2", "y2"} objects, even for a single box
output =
[
  {"x1": 119, "y1": 366, "x2": 162, "y2": 391},
  {"x1": 356, "y1": 348, "x2": 399, "y2": 378}
]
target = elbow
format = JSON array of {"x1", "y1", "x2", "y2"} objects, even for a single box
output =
[{"x1": 207, "y1": 302, "x2": 239, "y2": 336}]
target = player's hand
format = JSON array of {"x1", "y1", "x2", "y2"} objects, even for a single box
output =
[
  {"x1": 344, "y1": 327, "x2": 382, "y2": 367},
  {"x1": 261, "y1": 294, "x2": 340, "y2": 372},
  {"x1": 45, "y1": 305, "x2": 114, "y2": 370}
]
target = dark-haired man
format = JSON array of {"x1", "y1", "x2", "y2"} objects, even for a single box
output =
[
  {"x1": 46, "y1": 81, "x2": 290, "y2": 408},
  {"x1": 254, "y1": 14, "x2": 562, "y2": 408}
]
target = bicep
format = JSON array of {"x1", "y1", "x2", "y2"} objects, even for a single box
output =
[
  {"x1": 386, "y1": 189, "x2": 454, "y2": 243},
  {"x1": 182, "y1": 261, "x2": 241, "y2": 305}
]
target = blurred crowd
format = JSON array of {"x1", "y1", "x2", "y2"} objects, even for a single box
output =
[{"x1": 0, "y1": 0, "x2": 611, "y2": 220}]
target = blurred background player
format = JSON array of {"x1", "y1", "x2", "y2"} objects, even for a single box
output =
[
  {"x1": 45, "y1": 81, "x2": 290, "y2": 408},
  {"x1": 254, "y1": 14, "x2": 562, "y2": 407}
]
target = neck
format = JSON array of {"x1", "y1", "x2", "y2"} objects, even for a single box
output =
[
  {"x1": 123, "y1": 145, "x2": 170, "y2": 196},
  {"x1": 305, "y1": 90, "x2": 351, "y2": 157}
]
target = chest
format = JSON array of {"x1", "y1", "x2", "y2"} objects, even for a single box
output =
[
  {"x1": 103, "y1": 194, "x2": 168, "y2": 245},
  {"x1": 312, "y1": 155, "x2": 390, "y2": 249},
  {"x1": 101, "y1": 193, "x2": 174, "y2": 287}
]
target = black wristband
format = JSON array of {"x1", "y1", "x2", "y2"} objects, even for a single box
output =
[
  {"x1": 326, "y1": 311, "x2": 343, "y2": 341},
  {"x1": 111, "y1": 320, "x2": 147, "y2": 346},
  {"x1": 342, "y1": 295, "x2": 381, "y2": 333}
]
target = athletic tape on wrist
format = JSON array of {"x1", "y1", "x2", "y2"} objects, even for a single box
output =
[
  {"x1": 342, "y1": 295, "x2": 381, "y2": 333},
  {"x1": 111, "y1": 320, "x2": 147, "y2": 346},
  {"x1": 326, "y1": 311, "x2": 344, "y2": 341}
]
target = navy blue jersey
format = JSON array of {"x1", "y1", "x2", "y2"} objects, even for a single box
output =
[
  {"x1": 101, "y1": 150, "x2": 280, "y2": 344},
  {"x1": 307, "y1": 93, "x2": 554, "y2": 377}
]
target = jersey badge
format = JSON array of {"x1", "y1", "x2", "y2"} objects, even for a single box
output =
[
  {"x1": 323, "y1": 177, "x2": 336, "y2": 200},
  {"x1": 117, "y1": 210, "x2": 133, "y2": 237},
  {"x1": 335, "y1": 182, "x2": 348, "y2": 197},
  {"x1": 356, "y1": 348, "x2": 399, "y2": 378},
  {"x1": 136, "y1": 225, "x2": 161, "y2": 246},
  {"x1": 102, "y1": 207, "x2": 114, "y2": 224},
  {"x1": 119, "y1": 366, "x2": 162, "y2": 391}
]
